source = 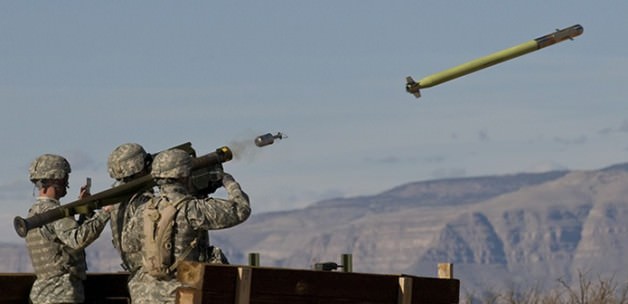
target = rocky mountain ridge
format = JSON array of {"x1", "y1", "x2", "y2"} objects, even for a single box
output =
[{"x1": 2, "y1": 163, "x2": 627, "y2": 295}]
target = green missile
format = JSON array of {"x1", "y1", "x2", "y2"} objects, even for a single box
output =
[{"x1": 406, "y1": 24, "x2": 583, "y2": 98}]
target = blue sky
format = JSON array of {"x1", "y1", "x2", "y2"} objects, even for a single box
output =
[{"x1": 1, "y1": 1, "x2": 627, "y2": 243}]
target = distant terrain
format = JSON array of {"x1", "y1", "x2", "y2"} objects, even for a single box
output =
[{"x1": 2, "y1": 163, "x2": 627, "y2": 295}]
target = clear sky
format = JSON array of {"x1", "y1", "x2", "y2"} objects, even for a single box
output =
[{"x1": 1, "y1": 1, "x2": 626, "y2": 243}]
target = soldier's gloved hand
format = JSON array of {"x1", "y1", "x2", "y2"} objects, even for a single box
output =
[
  {"x1": 222, "y1": 172, "x2": 235, "y2": 187},
  {"x1": 193, "y1": 180, "x2": 221, "y2": 198},
  {"x1": 206, "y1": 180, "x2": 222, "y2": 194},
  {"x1": 221, "y1": 173, "x2": 236, "y2": 188}
]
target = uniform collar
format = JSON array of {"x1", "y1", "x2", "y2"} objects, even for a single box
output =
[
  {"x1": 36, "y1": 196, "x2": 61, "y2": 206},
  {"x1": 159, "y1": 183, "x2": 189, "y2": 196}
]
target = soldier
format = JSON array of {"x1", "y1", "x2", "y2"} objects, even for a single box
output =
[
  {"x1": 25, "y1": 154, "x2": 111, "y2": 304},
  {"x1": 107, "y1": 143, "x2": 153, "y2": 273},
  {"x1": 122, "y1": 149, "x2": 250, "y2": 304}
]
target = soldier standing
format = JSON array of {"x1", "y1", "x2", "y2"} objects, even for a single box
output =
[
  {"x1": 122, "y1": 149, "x2": 250, "y2": 304},
  {"x1": 106, "y1": 143, "x2": 154, "y2": 299},
  {"x1": 25, "y1": 154, "x2": 111, "y2": 304}
]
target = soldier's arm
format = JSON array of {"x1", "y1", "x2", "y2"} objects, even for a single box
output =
[
  {"x1": 222, "y1": 173, "x2": 250, "y2": 212},
  {"x1": 53, "y1": 211, "x2": 111, "y2": 250},
  {"x1": 189, "y1": 173, "x2": 251, "y2": 229}
]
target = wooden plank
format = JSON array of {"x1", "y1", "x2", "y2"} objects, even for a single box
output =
[
  {"x1": 0, "y1": 273, "x2": 130, "y2": 304},
  {"x1": 177, "y1": 261, "x2": 206, "y2": 304},
  {"x1": 178, "y1": 261, "x2": 206, "y2": 290},
  {"x1": 247, "y1": 267, "x2": 400, "y2": 303},
  {"x1": 180, "y1": 263, "x2": 239, "y2": 304},
  {"x1": 83, "y1": 273, "x2": 131, "y2": 304},
  {"x1": 235, "y1": 267, "x2": 252, "y2": 304},
  {"x1": 0, "y1": 273, "x2": 35, "y2": 304},
  {"x1": 184, "y1": 263, "x2": 460, "y2": 304},
  {"x1": 437, "y1": 263, "x2": 454, "y2": 279},
  {"x1": 398, "y1": 276, "x2": 413, "y2": 304},
  {"x1": 409, "y1": 276, "x2": 460, "y2": 304},
  {"x1": 177, "y1": 287, "x2": 202, "y2": 304},
  {"x1": 3, "y1": 267, "x2": 459, "y2": 304}
]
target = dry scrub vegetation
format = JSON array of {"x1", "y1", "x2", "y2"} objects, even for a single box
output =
[{"x1": 463, "y1": 271, "x2": 628, "y2": 304}]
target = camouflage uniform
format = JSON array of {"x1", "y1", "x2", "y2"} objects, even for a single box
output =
[
  {"x1": 122, "y1": 149, "x2": 250, "y2": 304},
  {"x1": 25, "y1": 154, "x2": 110, "y2": 304},
  {"x1": 110, "y1": 192, "x2": 152, "y2": 272},
  {"x1": 107, "y1": 143, "x2": 153, "y2": 273},
  {"x1": 27, "y1": 198, "x2": 110, "y2": 304}
]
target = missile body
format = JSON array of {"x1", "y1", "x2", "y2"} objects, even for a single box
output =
[
  {"x1": 255, "y1": 132, "x2": 286, "y2": 147},
  {"x1": 406, "y1": 24, "x2": 583, "y2": 98}
]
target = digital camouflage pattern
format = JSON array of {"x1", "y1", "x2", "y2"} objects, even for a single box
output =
[
  {"x1": 125, "y1": 247, "x2": 228, "y2": 303},
  {"x1": 107, "y1": 143, "x2": 148, "y2": 180},
  {"x1": 29, "y1": 154, "x2": 71, "y2": 180},
  {"x1": 26, "y1": 197, "x2": 110, "y2": 304},
  {"x1": 127, "y1": 270, "x2": 180, "y2": 304},
  {"x1": 110, "y1": 191, "x2": 153, "y2": 272},
  {"x1": 150, "y1": 149, "x2": 191, "y2": 179},
  {"x1": 122, "y1": 174, "x2": 250, "y2": 304},
  {"x1": 108, "y1": 143, "x2": 151, "y2": 271}
]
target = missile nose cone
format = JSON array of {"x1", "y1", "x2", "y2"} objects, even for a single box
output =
[{"x1": 568, "y1": 24, "x2": 584, "y2": 37}]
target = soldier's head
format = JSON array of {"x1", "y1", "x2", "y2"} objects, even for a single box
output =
[
  {"x1": 29, "y1": 154, "x2": 71, "y2": 198},
  {"x1": 151, "y1": 149, "x2": 192, "y2": 184},
  {"x1": 108, "y1": 143, "x2": 151, "y2": 182}
]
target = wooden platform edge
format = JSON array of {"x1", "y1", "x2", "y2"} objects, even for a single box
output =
[{"x1": 173, "y1": 262, "x2": 460, "y2": 304}]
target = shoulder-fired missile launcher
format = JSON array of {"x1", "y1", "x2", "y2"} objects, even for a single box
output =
[{"x1": 13, "y1": 144, "x2": 232, "y2": 237}]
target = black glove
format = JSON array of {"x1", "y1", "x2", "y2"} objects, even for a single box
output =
[{"x1": 190, "y1": 164, "x2": 225, "y2": 198}]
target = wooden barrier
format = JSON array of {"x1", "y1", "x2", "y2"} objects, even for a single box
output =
[
  {"x1": 176, "y1": 262, "x2": 460, "y2": 304},
  {"x1": 0, "y1": 273, "x2": 130, "y2": 304},
  {"x1": 1, "y1": 264, "x2": 459, "y2": 303},
  {"x1": 0, "y1": 274, "x2": 34, "y2": 304}
]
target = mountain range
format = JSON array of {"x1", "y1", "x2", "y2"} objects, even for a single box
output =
[{"x1": 2, "y1": 163, "x2": 627, "y2": 296}]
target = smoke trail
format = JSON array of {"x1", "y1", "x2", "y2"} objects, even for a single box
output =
[
  {"x1": 229, "y1": 137, "x2": 260, "y2": 162},
  {"x1": 228, "y1": 132, "x2": 285, "y2": 162}
]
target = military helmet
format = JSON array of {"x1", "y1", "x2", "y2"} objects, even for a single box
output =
[
  {"x1": 29, "y1": 154, "x2": 71, "y2": 181},
  {"x1": 107, "y1": 143, "x2": 148, "y2": 179},
  {"x1": 151, "y1": 149, "x2": 191, "y2": 179}
]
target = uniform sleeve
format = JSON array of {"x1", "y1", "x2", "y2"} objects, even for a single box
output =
[
  {"x1": 187, "y1": 177, "x2": 251, "y2": 230},
  {"x1": 52, "y1": 211, "x2": 111, "y2": 250}
]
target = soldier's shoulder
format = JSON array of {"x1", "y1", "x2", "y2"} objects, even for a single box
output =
[
  {"x1": 32, "y1": 198, "x2": 60, "y2": 213},
  {"x1": 181, "y1": 194, "x2": 205, "y2": 207}
]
